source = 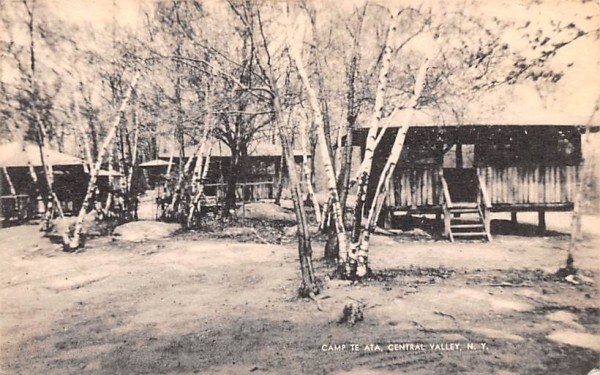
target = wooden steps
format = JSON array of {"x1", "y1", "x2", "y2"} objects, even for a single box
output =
[
  {"x1": 440, "y1": 170, "x2": 492, "y2": 243},
  {"x1": 447, "y1": 202, "x2": 489, "y2": 242}
]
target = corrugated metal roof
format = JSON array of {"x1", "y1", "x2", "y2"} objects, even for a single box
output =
[{"x1": 0, "y1": 142, "x2": 84, "y2": 168}]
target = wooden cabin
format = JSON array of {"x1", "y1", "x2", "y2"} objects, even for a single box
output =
[
  {"x1": 139, "y1": 159, "x2": 170, "y2": 189},
  {"x1": 0, "y1": 142, "x2": 88, "y2": 224},
  {"x1": 157, "y1": 141, "x2": 307, "y2": 202},
  {"x1": 353, "y1": 123, "x2": 595, "y2": 241}
]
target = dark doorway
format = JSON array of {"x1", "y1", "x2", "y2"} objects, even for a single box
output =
[
  {"x1": 443, "y1": 168, "x2": 478, "y2": 203},
  {"x1": 443, "y1": 142, "x2": 477, "y2": 203}
]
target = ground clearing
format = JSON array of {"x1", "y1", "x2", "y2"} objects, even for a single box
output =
[{"x1": 0, "y1": 212, "x2": 598, "y2": 374}]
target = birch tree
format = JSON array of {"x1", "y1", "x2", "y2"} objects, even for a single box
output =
[
  {"x1": 186, "y1": 82, "x2": 215, "y2": 227},
  {"x1": 337, "y1": 3, "x2": 367, "y2": 216},
  {"x1": 298, "y1": 119, "x2": 322, "y2": 224},
  {"x1": 287, "y1": 11, "x2": 349, "y2": 274},
  {"x1": 251, "y1": 3, "x2": 320, "y2": 296},
  {"x1": 23, "y1": 0, "x2": 64, "y2": 229},
  {"x1": 563, "y1": 99, "x2": 599, "y2": 275},
  {"x1": 354, "y1": 57, "x2": 432, "y2": 277},
  {"x1": 345, "y1": 7, "x2": 405, "y2": 276},
  {"x1": 65, "y1": 72, "x2": 140, "y2": 250}
]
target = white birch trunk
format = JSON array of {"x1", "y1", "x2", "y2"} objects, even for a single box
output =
[
  {"x1": 288, "y1": 30, "x2": 349, "y2": 267},
  {"x1": 166, "y1": 140, "x2": 175, "y2": 175},
  {"x1": 567, "y1": 105, "x2": 597, "y2": 270},
  {"x1": 299, "y1": 121, "x2": 322, "y2": 225},
  {"x1": 166, "y1": 141, "x2": 203, "y2": 217},
  {"x1": 127, "y1": 112, "x2": 140, "y2": 192},
  {"x1": 352, "y1": 9, "x2": 401, "y2": 185},
  {"x1": 187, "y1": 150, "x2": 212, "y2": 227},
  {"x1": 354, "y1": 58, "x2": 431, "y2": 277},
  {"x1": 187, "y1": 76, "x2": 215, "y2": 226},
  {"x1": 66, "y1": 72, "x2": 140, "y2": 250},
  {"x1": 261, "y1": 7, "x2": 319, "y2": 295},
  {"x1": 73, "y1": 98, "x2": 93, "y2": 169},
  {"x1": 34, "y1": 109, "x2": 64, "y2": 229},
  {"x1": 347, "y1": 8, "x2": 401, "y2": 272},
  {"x1": 3, "y1": 167, "x2": 16, "y2": 195}
]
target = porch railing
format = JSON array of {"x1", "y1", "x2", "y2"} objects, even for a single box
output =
[
  {"x1": 204, "y1": 181, "x2": 275, "y2": 202},
  {"x1": 0, "y1": 194, "x2": 35, "y2": 224}
]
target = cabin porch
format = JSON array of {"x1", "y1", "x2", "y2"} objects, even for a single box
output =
[{"x1": 383, "y1": 165, "x2": 578, "y2": 239}]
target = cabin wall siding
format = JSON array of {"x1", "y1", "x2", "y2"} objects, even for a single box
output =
[
  {"x1": 388, "y1": 165, "x2": 579, "y2": 208},
  {"x1": 478, "y1": 166, "x2": 579, "y2": 204},
  {"x1": 392, "y1": 167, "x2": 442, "y2": 207}
]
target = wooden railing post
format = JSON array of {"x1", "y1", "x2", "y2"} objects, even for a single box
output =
[
  {"x1": 477, "y1": 173, "x2": 493, "y2": 242},
  {"x1": 438, "y1": 168, "x2": 453, "y2": 241}
]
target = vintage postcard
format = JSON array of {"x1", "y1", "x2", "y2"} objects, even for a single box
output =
[{"x1": 1, "y1": 0, "x2": 599, "y2": 373}]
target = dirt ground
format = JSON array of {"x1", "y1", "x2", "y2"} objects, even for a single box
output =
[{"x1": 1, "y1": 211, "x2": 599, "y2": 374}]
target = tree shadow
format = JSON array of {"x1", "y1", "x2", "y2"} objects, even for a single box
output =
[{"x1": 490, "y1": 219, "x2": 566, "y2": 237}]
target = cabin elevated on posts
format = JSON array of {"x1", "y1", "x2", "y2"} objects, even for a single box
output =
[{"x1": 353, "y1": 113, "x2": 597, "y2": 242}]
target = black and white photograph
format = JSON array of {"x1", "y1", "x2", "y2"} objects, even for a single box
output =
[{"x1": 0, "y1": 0, "x2": 599, "y2": 373}]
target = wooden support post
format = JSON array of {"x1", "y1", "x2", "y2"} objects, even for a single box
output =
[
  {"x1": 538, "y1": 210, "x2": 546, "y2": 234},
  {"x1": 483, "y1": 206, "x2": 492, "y2": 242},
  {"x1": 511, "y1": 212, "x2": 518, "y2": 224},
  {"x1": 444, "y1": 209, "x2": 452, "y2": 241},
  {"x1": 383, "y1": 207, "x2": 392, "y2": 229},
  {"x1": 455, "y1": 143, "x2": 463, "y2": 169}
]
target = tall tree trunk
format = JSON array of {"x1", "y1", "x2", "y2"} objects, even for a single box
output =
[
  {"x1": 288, "y1": 32, "x2": 348, "y2": 274},
  {"x1": 338, "y1": 4, "x2": 365, "y2": 214},
  {"x1": 186, "y1": 83, "x2": 214, "y2": 227},
  {"x1": 338, "y1": 128, "x2": 353, "y2": 212},
  {"x1": 187, "y1": 151, "x2": 212, "y2": 228},
  {"x1": 127, "y1": 108, "x2": 140, "y2": 219},
  {"x1": 348, "y1": 8, "x2": 401, "y2": 273},
  {"x1": 66, "y1": 72, "x2": 139, "y2": 250},
  {"x1": 224, "y1": 145, "x2": 240, "y2": 213},
  {"x1": 2, "y1": 166, "x2": 16, "y2": 195},
  {"x1": 280, "y1": 123, "x2": 319, "y2": 296},
  {"x1": 103, "y1": 141, "x2": 114, "y2": 217},
  {"x1": 256, "y1": 8, "x2": 319, "y2": 296},
  {"x1": 116, "y1": 122, "x2": 129, "y2": 219},
  {"x1": 25, "y1": 0, "x2": 62, "y2": 230},
  {"x1": 352, "y1": 58, "x2": 430, "y2": 278},
  {"x1": 87, "y1": 111, "x2": 99, "y2": 162},
  {"x1": 166, "y1": 139, "x2": 175, "y2": 175},
  {"x1": 274, "y1": 150, "x2": 284, "y2": 205},
  {"x1": 166, "y1": 138, "x2": 207, "y2": 221},
  {"x1": 73, "y1": 98, "x2": 93, "y2": 168},
  {"x1": 34, "y1": 110, "x2": 64, "y2": 230},
  {"x1": 304, "y1": 4, "x2": 333, "y2": 160},
  {"x1": 299, "y1": 120, "x2": 322, "y2": 224},
  {"x1": 565, "y1": 105, "x2": 597, "y2": 273}
]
